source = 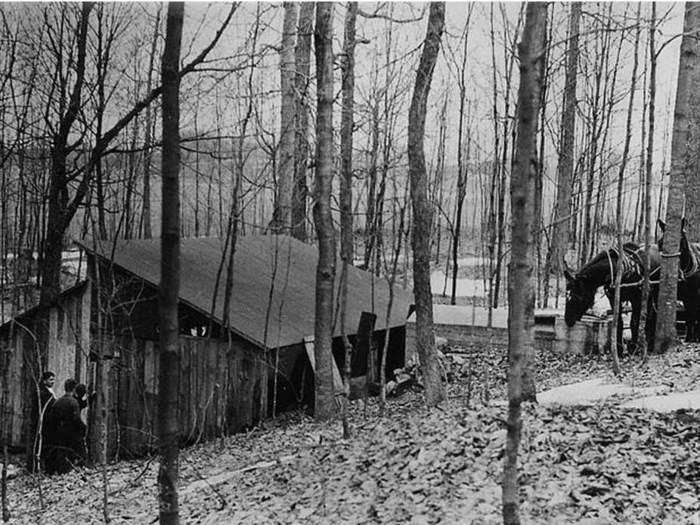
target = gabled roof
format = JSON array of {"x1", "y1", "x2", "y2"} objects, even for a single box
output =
[{"x1": 81, "y1": 236, "x2": 412, "y2": 350}]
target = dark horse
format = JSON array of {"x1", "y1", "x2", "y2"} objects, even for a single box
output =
[
  {"x1": 564, "y1": 243, "x2": 660, "y2": 352},
  {"x1": 658, "y1": 219, "x2": 700, "y2": 341}
]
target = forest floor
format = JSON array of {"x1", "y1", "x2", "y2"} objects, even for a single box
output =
[{"x1": 5, "y1": 343, "x2": 700, "y2": 524}]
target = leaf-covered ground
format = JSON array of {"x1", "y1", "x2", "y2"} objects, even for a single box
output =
[{"x1": 6, "y1": 345, "x2": 700, "y2": 524}]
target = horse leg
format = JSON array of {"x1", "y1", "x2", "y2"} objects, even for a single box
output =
[
  {"x1": 688, "y1": 295, "x2": 700, "y2": 342},
  {"x1": 645, "y1": 286, "x2": 658, "y2": 352},
  {"x1": 629, "y1": 295, "x2": 640, "y2": 354},
  {"x1": 686, "y1": 279, "x2": 700, "y2": 342},
  {"x1": 683, "y1": 298, "x2": 692, "y2": 342},
  {"x1": 617, "y1": 310, "x2": 625, "y2": 355},
  {"x1": 605, "y1": 290, "x2": 623, "y2": 354}
]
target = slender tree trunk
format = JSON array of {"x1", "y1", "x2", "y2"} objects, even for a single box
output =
[
  {"x1": 433, "y1": 94, "x2": 447, "y2": 269},
  {"x1": 502, "y1": 4, "x2": 547, "y2": 524},
  {"x1": 639, "y1": 2, "x2": 657, "y2": 361},
  {"x1": 364, "y1": 102, "x2": 380, "y2": 270},
  {"x1": 634, "y1": 40, "x2": 649, "y2": 242},
  {"x1": 292, "y1": 3, "x2": 314, "y2": 241},
  {"x1": 655, "y1": 2, "x2": 699, "y2": 354},
  {"x1": 374, "y1": 16, "x2": 395, "y2": 278},
  {"x1": 493, "y1": 8, "x2": 522, "y2": 308},
  {"x1": 433, "y1": 98, "x2": 447, "y2": 266},
  {"x1": 408, "y1": 2, "x2": 446, "y2": 407},
  {"x1": 193, "y1": 101, "x2": 201, "y2": 237},
  {"x1": 141, "y1": 8, "x2": 161, "y2": 240},
  {"x1": 339, "y1": 1, "x2": 357, "y2": 438},
  {"x1": 93, "y1": 6, "x2": 112, "y2": 242},
  {"x1": 123, "y1": 114, "x2": 140, "y2": 239},
  {"x1": 611, "y1": 4, "x2": 641, "y2": 372},
  {"x1": 534, "y1": 9, "x2": 552, "y2": 307},
  {"x1": 340, "y1": 2, "x2": 357, "y2": 267},
  {"x1": 313, "y1": 2, "x2": 336, "y2": 420},
  {"x1": 487, "y1": 5, "x2": 499, "y2": 325},
  {"x1": 158, "y1": 3, "x2": 183, "y2": 523},
  {"x1": 221, "y1": 5, "x2": 260, "y2": 331},
  {"x1": 451, "y1": 7, "x2": 474, "y2": 306},
  {"x1": 580, "y1": 10, "x2": 608, "y2": 266},
  {"x1": 544, "y1": 2, "x2": 580, "y2": 306},
  {"x1": 379, "y1": 183, "x2": 408, "y2": 413},
  {"x1": 274, "y1": 2, "x2": 298, "y2": 234},
  {"x1": 685, "y1": 3, "x2": 700, "y2": 238},
  {"x1": 373, "y1": 164, "x2": 387, "y2": 278}
]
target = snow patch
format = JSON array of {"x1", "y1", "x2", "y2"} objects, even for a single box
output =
[
  {"x1": 620, "y1": 389, "x2": 700, "y2": 412},
  {"x1": 537, "y1": 378, "x2": 667, "y2": 406}
]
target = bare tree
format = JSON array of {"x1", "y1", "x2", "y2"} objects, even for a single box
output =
[
  {"x1": 408, "y1": 2, "x2": 445, "y2": 407},
  {"x1": 655, "y1": 1, "x2": 700, "y2": 354},
  {"x1": 292, "y1": 3, "x2": 314, "y2": 241},
  {"x1": 610, "y1": 3, "x2": 641, "y2": 374},
  {"x1": 638, "y1": 2, "x2": 658, "y2": 361},
  {"x1": 340, "y1": 1, "x2": 357, "y2": 267},
  {"x1": 579, "y1": 4, "x2": 623, "y2": 265},
  {"x1": 543, "y1": 1, "x2": 580, "y2": 305},
  {"x1": 685, "y1": 3, "x2": 700, "y2": 237},
  {"x1": 140, "y1": 7, "x2": 162, "y2": 240},
  {"x1": 158, "y1": 2, "x2": 184, "y2": 523},
  {"x1": 431, "y1": 92, "x2": 448, "y2": 268},
  {"x1": 273, "y1": 2, "x2": 298, "y2": 234},
  {"x1": 379, "y1": 182, "x2": 409, "y2": 413},
  {"x1": 339, "y1": 1, "x2": 357, "y2": 438},
  {"x1": 39, "y1": 2, "x2": 95, "y2": 359},
  {"x1": 313, "y1": 2, "x2": 336, "y2": 420},
  {"x1": 486, "y1": 4, "x2": 500, "y2": 321},
  {"x1": 493, "y1": 5, "x2": 523, "y2": 309},
  {"x1": 35, "y1": 3, "x2": 237, "y2": 362},
  {"x1": 363, "y1": 83, "x2": 381, "y2": 271},
  {"x1": 502, "y1": 3, "x2": 547, "y2": 523},
  {"x1": 361, "y1": 7, "x2": 406, "y2": 275},
  {"x1": 444, "y1": 4, "x2": 474, "y2": 305}
]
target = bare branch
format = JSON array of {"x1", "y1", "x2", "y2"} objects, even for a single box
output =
[
  {"x1": 63, "y1": 2, "x2": 240, "y2": 225},
  {"x1": 358, "y1": 4, "x2": 425, "y2": 24}
]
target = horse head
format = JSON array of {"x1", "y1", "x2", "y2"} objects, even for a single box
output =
[{"x1": 563, "y1": 261, "x2": 598, "y2": 327}]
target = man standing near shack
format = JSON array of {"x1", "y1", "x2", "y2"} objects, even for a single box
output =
[
  {"x1": 50, "y1": 378, "x2": 87, "y2": 474},
  {"x1": 38, "y1": 371, "x2": 56, "y2": 412},
  {"x1": 35, "y1": 371, "x2": 57, "y2": 472}
]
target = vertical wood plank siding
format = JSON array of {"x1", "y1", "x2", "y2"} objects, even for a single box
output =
[
  {"x1": 2, "y1": 293, "x2": 269, "y2": 457},
  {"x1": 111, "y1": 335, "x2": 268, "y2": 458},
  {"x1": 1, "y1": 285, "x2": 91, "y2": 449}
]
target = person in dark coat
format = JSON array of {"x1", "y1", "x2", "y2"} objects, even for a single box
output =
[
  {"x1": 29, "y1": 371, "x2": 56, "y2": 471},
  {"x1": 51, "y1": 378, "x2": 87, "y2": 474},
  {"x1": 38, "y1": 371, "x2": 57, "y2": 414},
  {"x1": 35, "y1": 371, "x2": 57, "y2": 473}
]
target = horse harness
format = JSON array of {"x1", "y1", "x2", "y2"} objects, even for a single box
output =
[{"x1": 603, "y1": 246, "x2": 658, "y2": 294}]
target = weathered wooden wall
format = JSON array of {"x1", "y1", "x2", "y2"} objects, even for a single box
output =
[
  {"x1": 109, "y1": 335, "x2": 268, "y2": 458},
  {"x1": 0, "y1": 282, "x2": 91, "y2": 449}
]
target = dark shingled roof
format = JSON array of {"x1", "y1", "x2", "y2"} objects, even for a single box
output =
[{"x1": 82, "y1": 236, "x2": 412, "y2": 350}]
